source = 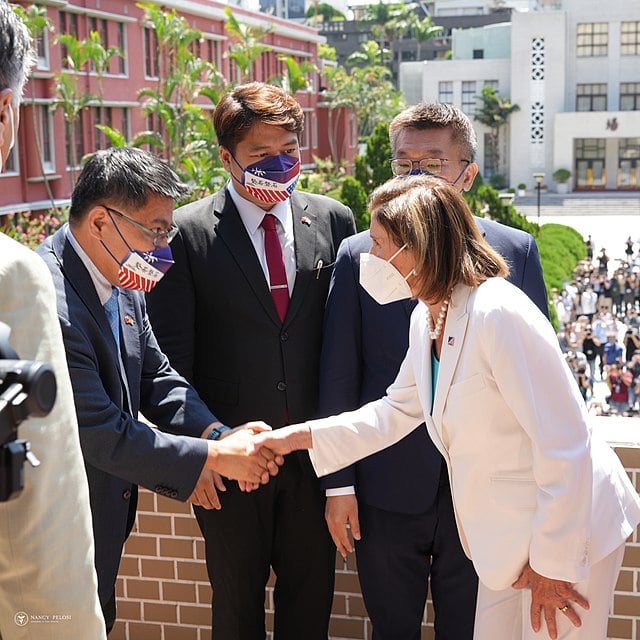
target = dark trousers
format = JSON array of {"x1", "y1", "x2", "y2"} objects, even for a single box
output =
[
  {"x1": 355, "y1": 468, "x2": 478, "y2": 640},
  {"x1": 194, "y1": 455, "x2": 335, "y2": 640}
]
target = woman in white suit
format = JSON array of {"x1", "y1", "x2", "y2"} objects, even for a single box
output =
[{"x1": 250, "y1": 175, "x2": 640, "y2": 640}]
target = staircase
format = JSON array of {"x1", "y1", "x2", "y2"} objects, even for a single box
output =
[{"x1": 514, "y1": 192, "x2": 640, "y2": 218}]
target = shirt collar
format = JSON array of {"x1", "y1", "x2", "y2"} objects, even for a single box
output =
[
  {"x1": 65, "y1": 225, "x2": 116, "y2": 306},
  {"x1": 227, "y1": 179, "x2": 292, "y2": 237}
]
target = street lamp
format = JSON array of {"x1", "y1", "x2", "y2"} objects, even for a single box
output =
[{"x1": 533, "y1": 172, "x2": 545, "y2": 227}]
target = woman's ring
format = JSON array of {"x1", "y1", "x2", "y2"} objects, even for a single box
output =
[{"x1": 559, "y1": 605, "x2": 569, "y2": 613}]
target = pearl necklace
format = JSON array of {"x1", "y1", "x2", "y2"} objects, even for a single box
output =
[{"x1": 427, "y1": 296, "x2": 451, "y2": 340}]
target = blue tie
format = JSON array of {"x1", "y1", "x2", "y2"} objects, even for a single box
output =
[{"x1": 104, "y1": 287, "x2": 120, "y2": 350}]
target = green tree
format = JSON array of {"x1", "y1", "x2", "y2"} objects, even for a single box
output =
[
  {"x1": 339, "y1": 42, "x2": 405, "y2": 140},
  {"x1": 354, "y1": 122, "x2": 392, "y2": 194},
  {"x1": 346, "y1": 40, "x2": 391, "y2": 68},
  {"x1": 273, "y1": 55, "x2": 315, "y2": 94},
  {"x1": 133, "y1": 4, "x2": 227, "y2": 199},
  {"x1": 305, "y1": 2, "x2": 345, "y2": 24},
  {"x1": 474, "y1": 85, "x2": 519, "y2": 182},
  {"x1": 53, "y1": 31, "x2": 122, "y2": 182},
  {"x1": 340, "y1": 176, "x2": 369, "y2": 231},
  {"x1": 224, "y1": 7, "x2": 273, "y2": 83},
  {"x1": 13, "y1": 4, "x2": 58, "y2": 211},
  {"x1": 409, "y1": 15, "x2": 443, "y2": 60},
  {"x1": 362, "y1": 1, "x2": 414, "y2": 69},
  {"x1": 318, "y1": 42, "x2": 337, "y2": 62}
]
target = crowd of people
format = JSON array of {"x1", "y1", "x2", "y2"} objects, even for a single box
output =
[{"x1": 554, "y1": 237, "x2": 640, "y2": 416}]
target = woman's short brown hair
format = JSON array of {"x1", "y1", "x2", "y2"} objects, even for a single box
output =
[
  {"x1": 369, "y1": 175, "x2": 509, "y2": 302},
  {"x1": 213, "y1": 82, "x2": 304, "y2": 153}
]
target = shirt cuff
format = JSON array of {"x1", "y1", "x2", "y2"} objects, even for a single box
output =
[{"x1": 325, "y1": 486, "x2": 356, "y2": 497}]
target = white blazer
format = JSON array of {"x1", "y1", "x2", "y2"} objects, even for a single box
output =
[
  {"x1": 0, "y1": 235, "x2": 106, "y2": 638},
  {"x1": 309, "y1": 278, "x2": 640, "y2": 591}
]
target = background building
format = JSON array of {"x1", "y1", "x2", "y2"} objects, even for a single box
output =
[
  {"x1": 399, "y1": 0, "x2": 640, "y2": 192},
  {"x1": 2, "y1": 0, "x2": 357, "y2": 216}
]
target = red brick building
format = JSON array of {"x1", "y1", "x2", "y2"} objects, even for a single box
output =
[{"x1": 3, "y1": 0, "x2": 357, "y2": 216}]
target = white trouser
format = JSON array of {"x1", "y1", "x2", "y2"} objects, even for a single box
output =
[{"x1": 473, "y1": 544, "x2": 625, "y2": 640}]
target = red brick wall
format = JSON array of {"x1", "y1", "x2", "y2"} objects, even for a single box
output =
[{"x1": 110, "y1": 446, "x2": 640, "y2": 640}]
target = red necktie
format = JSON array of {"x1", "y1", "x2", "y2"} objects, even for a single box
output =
[{"x1": 261, "y1": 214, "x2": 289, "y2": 322}]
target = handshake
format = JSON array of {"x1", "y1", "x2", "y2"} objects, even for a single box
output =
[{"x1": 191, "y1": 421, "x2": 311, "y2": 509}]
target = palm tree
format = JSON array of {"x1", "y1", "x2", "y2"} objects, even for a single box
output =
[
  {"x1": 474, "y1": 85, "x2": 520, "y2": 183},
  {"x1": 224, "y1": 7, "x2": 273, "y2": 83},
  {"x1": 346, "y1": 41, "x2": 390, "y2": 68},
  {"x1": 410, "y1": 15, "x2": 443, "y2": 60}
]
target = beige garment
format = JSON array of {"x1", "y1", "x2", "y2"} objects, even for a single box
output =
[{"x1": 0, "y1": 234, "x2": 105, "y2": 640}]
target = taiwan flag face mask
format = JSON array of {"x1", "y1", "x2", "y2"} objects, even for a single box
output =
[
  {"x1": 102, "y1": 213, "x2": 175, "y2": 292},
  {"x1": 232, "y1": 153, "x2": 301, "y2": 204}
]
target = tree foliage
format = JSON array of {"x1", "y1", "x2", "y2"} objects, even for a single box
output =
[
  {"x1": 474, "y1": 85, "x2": 519, "y2": 180},
  {"x1": 354, "y1": 122, "x2": 392, "y2": 194},
  {"x1": 305, "y1": 3, "x2": 345, "y2": 23},
  {"x1": 224, "y1": 7, "x2": 273, "y2": 83}
]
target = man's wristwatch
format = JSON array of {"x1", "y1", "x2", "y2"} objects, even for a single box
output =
[{"x1": 207, "y1": 425, "x2": 232, "y2": 440}]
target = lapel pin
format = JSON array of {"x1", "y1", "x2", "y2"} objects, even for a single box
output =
[
  {"x1": 301, "y1": 216, "x2": 311, "y2": 226},
  {"x1": 447, "y1": 336, "x2": 455, "y2": 346},
  {"x1": 124, "y1": 315, "x2": 135, "y2": 326}
]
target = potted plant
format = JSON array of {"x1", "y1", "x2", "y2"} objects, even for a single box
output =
[
  {"x1": 552, "y1": 168, "x2": 571, "y2": 194},
  {"x1": 517, "y1": 183, "x2": 526, "y2": 197}
]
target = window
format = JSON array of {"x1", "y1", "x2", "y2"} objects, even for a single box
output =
[
  {"x1": 66, "y1": 116, "x2": 85, "y2": 168},
  {"x1": 88, "y1": 16, "x2": 108, "y2": 46},
  {"x1": 473, "y1": 49, "x2": 484, "y2": 59},
  {"x1": 438, "y1": 81, "x2": 453, "y2": 104},
  {"x1": 311, "y1": 111, "x2": 318, "y2": 150},
  {"x1": 3, "y1": 145, "x2": 18, "y2": 174},
  {"x1": 621, "y1": 21, "x2": 640, "y2": 56},
  {"x1": 576, "y1": 23, "x2": 608, "y2": 57},
  {"x1": 349, "y1": 112, "x2": 357, "y2": 149},
  {"x1": 34, "y1": 28, "x2": 49, "y2": 70},
  {"x1": 117, "y1": 23, "x2": 126, "y2": 74},
  {"x1": 144, "y1": 27, "x2": 159, "y2": 78},
  {"x1": 484, "y1": 79, "x2": 499, "y2": 92},
  {"x1": 576, "y1": 84, "x2": 607, "y2": 111},
  {"x1": 203, "y1": 39, "x2": 222, "y2": 70},
  {"x1": 620, "y1": 83, "x2": 640, "y2": 111},
  {"x1": 483, "y1": 132, "x2": 498, "y2": 179},
  {"x1": 93, "y1": 106, "x2": 113, "y2": 149},
  {"x1": 38, "y1": 105, "x2": 55, "y2": 172},
  {"x1": 121, "y1": 108, "x2": 131, "y2": 141},
  {"x1": 300, "y1": 111, "x2": 311, "y2": 150},
  {"x1": 59, "y1": 12, "x2": 79, "y2": 68},
  {"x1": 461, "y1": 81, "x2": 476, "y2": 115}
]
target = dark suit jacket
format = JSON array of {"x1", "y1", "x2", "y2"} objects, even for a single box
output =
[
  {"x1": 146, "y1": 187, "x2": 356, "y2": 431},
  {"x1": 318, "y1": 219, "x2": 549, "y2": 513},
  {"x1": 37, "y1": 227, "x2": 214, "y2": 605}
]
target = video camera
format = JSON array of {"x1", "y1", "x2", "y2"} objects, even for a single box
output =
[{"x1": 0, "y1": 322, "x2": 56, "y2": 501}]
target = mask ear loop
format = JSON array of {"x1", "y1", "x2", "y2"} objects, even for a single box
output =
[
  {"x1": 100, "y1": 209, "x2": 134, "y2": 264},
  {"x1": 386, "y1": 244, "x2": 416, "y2": 282},
  {"x1": 386, "y1": 244, "x2": 407, "y2": 263}
]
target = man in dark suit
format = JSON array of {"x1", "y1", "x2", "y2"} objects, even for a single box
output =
[
  {"x1": 146, "y1": 82, "x2": 356, "y2": 640},
  {"x1": 319, "y1": 102, "x2": 549, "y2": 639},
  {"x1": 37, "y1": 147, "x2": 279, "y2": 634}
]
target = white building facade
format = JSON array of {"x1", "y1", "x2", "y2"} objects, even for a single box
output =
[{"x1": 399, "y1": 0, "x2": 640, "y2": 193}]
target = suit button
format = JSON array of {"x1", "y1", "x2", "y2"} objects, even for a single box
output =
[
  {"x1": 122, "y1": 489, "x2": 132, "y2": 500},
  {"x1": 280, "y1": 331, "x2": 289, "y2": 341},
  {"x1": 277, "y1": 381, "x2": 287, "y2": 391}
]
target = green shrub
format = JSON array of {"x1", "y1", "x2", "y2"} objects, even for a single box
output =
[
  {"x1": 536, "y1": 223, "x2": 587, "y2": 329},
  {"x1": 340, "y1": 176, "x2": 369, "y2": 231}
]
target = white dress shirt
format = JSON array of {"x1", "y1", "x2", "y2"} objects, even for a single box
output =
[{"x1": 228, "y1": 180, "x2": 297, "y2": 294}]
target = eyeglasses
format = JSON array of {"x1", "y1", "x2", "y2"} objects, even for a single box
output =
[
  {"x1": 390, "y1": 157, "x2": 471, "y2": 178},
  {"x1": 106, "y1": 207, "x2": 179, "y2": 247}
]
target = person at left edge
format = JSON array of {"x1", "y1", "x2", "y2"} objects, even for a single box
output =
[
  {"x1": 146, "y1": 82, "x2": 356, "y2": 640},
  {"x1": 36, "y1": 147, "x2": 281, "y2": 634}
]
